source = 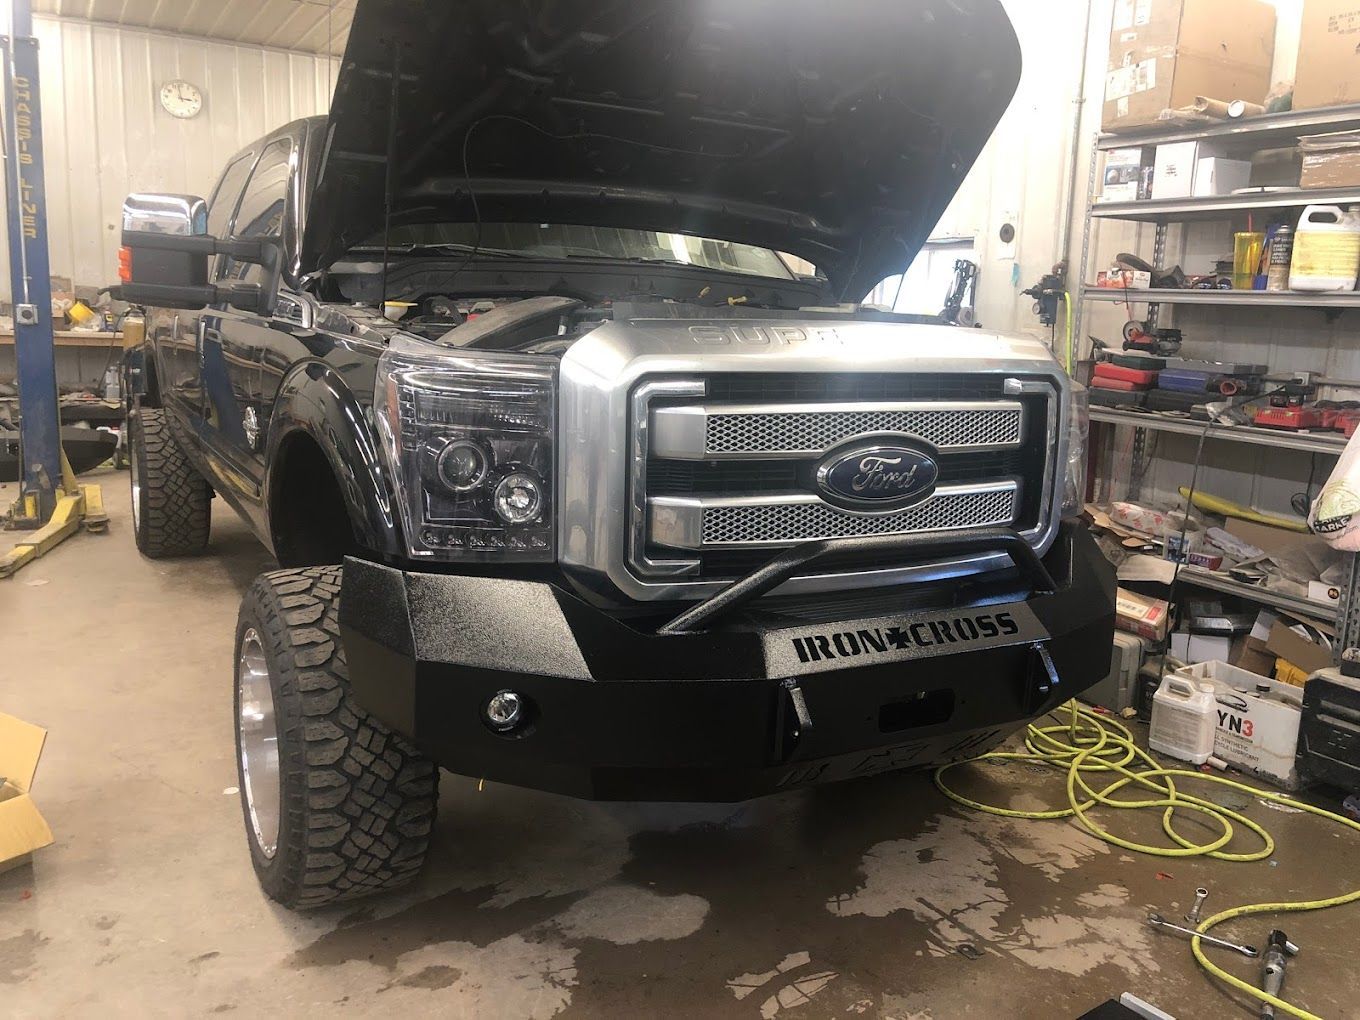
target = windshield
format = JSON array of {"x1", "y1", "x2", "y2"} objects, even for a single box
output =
[{"x1": 357, "y1": 223, "x2": 799, "y2": 280}]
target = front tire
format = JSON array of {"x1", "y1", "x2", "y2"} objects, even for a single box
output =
[
  {"x1": 234, "y1": 566, "x2": 439, "y2": 909},
  {"x1": 128, "y1": 406, "x2": 211, "y2": 557}
]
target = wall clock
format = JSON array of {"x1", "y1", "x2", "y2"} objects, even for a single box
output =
[{"x1": 160, "y1": 80, "x2": 203, "y2": 119}]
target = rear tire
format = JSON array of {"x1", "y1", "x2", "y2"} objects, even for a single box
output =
[
  {"x1": 128, "y1": 407, "x2": 211, "y2": 557},
  {"x1": 234, "y1": 565, "x2": 439, "y2": 909}
]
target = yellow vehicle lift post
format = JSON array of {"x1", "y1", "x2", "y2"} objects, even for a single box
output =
[{"x1": 0, "y1": 450, "x2": 109, "y2": 578}]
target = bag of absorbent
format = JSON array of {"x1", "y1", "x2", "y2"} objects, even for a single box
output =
[{"x1": 1311, "y1": 428, "x2": 1360, "y2": 550}]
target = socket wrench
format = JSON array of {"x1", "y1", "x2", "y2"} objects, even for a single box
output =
[
  {"x1": 1186, "y1": 887, "x2": 1209, "y2": 924},
  {"x1": 1147, "y1": 914, "x2": 1259, "y2": 958}
]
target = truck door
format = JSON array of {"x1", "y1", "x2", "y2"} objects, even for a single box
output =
[
  {"x1": 199, "y1": 137, "x2": 293, "y2": 522},
  {"x1": 160, "y1": 150, "x2": 254, "y2": 428}
]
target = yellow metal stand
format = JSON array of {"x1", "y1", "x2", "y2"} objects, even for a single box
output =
[{"x1": 0, "y1": 451, "x2": 109, "y2": 578}]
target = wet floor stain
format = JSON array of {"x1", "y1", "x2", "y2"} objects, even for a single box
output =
[
  {"x1": 384, "y1": 964, "x2": 462, "y2": 991},
  {"x1": 0, "y1": 930, "x2": 49, "y2": 984},
  {"x1": 268, "y1": 766, "x2": 1197, "y2": 1017}
]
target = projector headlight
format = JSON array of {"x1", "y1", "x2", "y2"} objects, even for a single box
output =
[
  {"x1": 1061, "y1": 380, "x2": 1089, "y2": 518},
  {"x1": 375, "y1": 339, "x2": 556, "y2": 562}
]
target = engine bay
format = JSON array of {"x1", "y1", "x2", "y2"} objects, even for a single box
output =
[{"x1": 317, "y1": 248, "x2": 941, "y2": 356}]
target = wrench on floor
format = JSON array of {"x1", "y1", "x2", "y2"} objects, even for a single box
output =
[{"x1": 1147, "y1": 914, "x2": 1259, "y2": 958}]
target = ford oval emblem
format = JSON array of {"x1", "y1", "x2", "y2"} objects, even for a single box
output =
[{"x1": 816, "y1": 440, "x2": 939, "y2": 510}]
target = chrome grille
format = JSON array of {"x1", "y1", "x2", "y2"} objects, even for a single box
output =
[
  {"x1": 702, "y1": 487, "x2": 1018, "y2": 545},
  {"x1": 635, "y1": 374, "x2": 1055, "y2": 574},
  {"x1": 652, "y1": 400, "x2": 1024, "y2": 460},
  {"x1": 705, "y1": 406, "x2": 1023, "y2": 455},
  {"x1": 646, "y1": 482, "x2": 1021, "y2": 550}
]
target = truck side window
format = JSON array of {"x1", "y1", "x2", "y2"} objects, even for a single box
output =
[
  {"x1": 218, "y1": 138, "x2": 293, "y2": 290},
  {"x1": 206, "y1": 153, "x2": 255, "y2": 241}
]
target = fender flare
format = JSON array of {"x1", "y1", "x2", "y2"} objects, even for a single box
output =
[{"x1": 263, "y1": 360, "x2": 403, "y2": 557}]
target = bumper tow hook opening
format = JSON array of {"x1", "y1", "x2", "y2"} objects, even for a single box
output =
[{"x1": 1023, "y1": 642, "x2": 1061, "y2": 714}]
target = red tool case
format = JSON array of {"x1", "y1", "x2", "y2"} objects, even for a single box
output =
[
  {"x1": 1091, "y1": 377, "x2": 1144, "y2": 393},
  {"x1": 1094, "y1": 362, "x2": 1159, "y2": 387},
  {"x1": 1255, "y1": 405, "x2": 1324, "y2": 430}
]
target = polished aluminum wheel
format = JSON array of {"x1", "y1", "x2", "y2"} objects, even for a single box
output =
[
  {"x1": 237, "y1": 627, "x2": 281, "y2": 859},
  {"x1": 129, "y1": 423, "x2": 142, "y2": 534}
]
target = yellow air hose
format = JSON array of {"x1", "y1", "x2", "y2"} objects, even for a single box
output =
[{"x1": 934, "y1": 701, "x2": 1360, "y2": 1019}]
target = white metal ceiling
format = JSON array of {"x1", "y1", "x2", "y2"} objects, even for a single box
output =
[{"x1": 32, "y1": 0, "x2": 356, "y2": 55}]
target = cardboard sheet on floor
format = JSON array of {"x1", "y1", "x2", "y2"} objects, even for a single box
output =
[{"x1": 0, "y1": 713, "x2": 53, "y2": 874}]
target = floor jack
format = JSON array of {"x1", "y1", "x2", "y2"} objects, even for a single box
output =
[{"x1": 0, "y1": 449, "x2": 109, "y2": 578}]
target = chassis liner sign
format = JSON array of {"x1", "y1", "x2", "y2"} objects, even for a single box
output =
[{"x1": 763, "y1": 603, "x2": 1049, "y2": 676}]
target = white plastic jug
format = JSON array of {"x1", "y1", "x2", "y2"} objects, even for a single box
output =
[
  {"x1": 1149, "y1": 676, "x2": 1217, "y2": 765},
  {"x1": 1290, "y1": 205, "x2": 1360, "y2": 292}
]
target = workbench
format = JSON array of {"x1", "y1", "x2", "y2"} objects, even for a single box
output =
[
  {"x1": 0, "y1": 330, "x2": 124, "y2": 348},
  {"x1": 0, "y1": 332, "x2": 125, "y2": 389}
]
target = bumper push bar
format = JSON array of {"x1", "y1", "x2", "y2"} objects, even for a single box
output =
[{"x1": 659, "y1": 527, "x2": 1058, "y2": 635}]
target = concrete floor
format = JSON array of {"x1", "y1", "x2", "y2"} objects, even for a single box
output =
[{"x1": 3, "y1": 466, "x2": 1358, "y2": 1019}]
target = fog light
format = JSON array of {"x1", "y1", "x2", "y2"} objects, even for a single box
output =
[
  {"x1": 484, "y1": 690, "x2": 524, "y2": 731},
  {"x1": 492, "y1": 471, "x2": 543, "y2": 524}
]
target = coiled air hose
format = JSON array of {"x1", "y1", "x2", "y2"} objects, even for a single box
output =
[{"x1": 934, "y1": 701, "x2": 1360, "y2": 1020}]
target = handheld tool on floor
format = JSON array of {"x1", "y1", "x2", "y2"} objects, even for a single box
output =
[
  {"x1": 1185, "y1": 887, "x2": 1209, "y2": 924},
  {"x1": 1146, "y1": 914, "x2": 1258, "y2": 958},
  {"x1": 1258, "y1": 930, "x2": 1299, "y2": 1020}
]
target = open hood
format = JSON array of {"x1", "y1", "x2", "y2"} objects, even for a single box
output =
[{"x1": 302, "y1": 0, "x2": 1021, "y2": 298}]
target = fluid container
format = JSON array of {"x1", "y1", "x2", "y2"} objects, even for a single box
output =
[
  {"x1": 1290, "y1": 205, "x2": 1360, "y2": 292},
  {"x1": 1149, "y1": 676, "x2": 1217, "y2": 765}
]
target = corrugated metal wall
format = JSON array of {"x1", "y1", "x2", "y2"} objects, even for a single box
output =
[{"x1": 0, "y1": 15, "x2": 338, "y2": 299}]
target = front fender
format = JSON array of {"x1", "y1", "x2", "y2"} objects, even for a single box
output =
[{"x1": 264, "y1": 360, "x2": 403, "y2": 557}]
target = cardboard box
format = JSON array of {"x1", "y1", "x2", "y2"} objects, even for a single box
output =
[
  {"x1": 1176, "y1": 660, "x2": 1304, "y2": 788},
  {"x1": 1309, "y1": 580, "x2": 1344, "y2": 604},
  {"x1": 1235, "y1": 634, "x2": 1277, "y2": 676},
  {"x1": 1096, "y1": 269, "x2": 1152, "y2": 289},
  {"x1": 1294, "y1": 1, "x2": 1360, "y2": 111},
  {"x1": 1153, "y1": 141, "x2": 1226, "y2": 199},
  {"x1": 1103, "y1": 0, "x2": 1276, "y2": 132},
  {"x1": 0, "y1": 714, "x2": 53, "y2": 874},
  {"x1": 1193, "y1": 157, "x2": 1253, "y2": 196},
  {"x1": 1299, "y1": 130, "x2": 1360, "y2": 188},
  {"x1": 1171, "y1": 630, "x2": 1233, "y2": 663},
  {"x1": 1266, "y1": 620, "x2": 1333, "y2": 676},
  {"x1": 1102, "y1": 146, "x2": 1157, "y2": 201},
  {"x1": 1117, "y1": 587, "x2": 1171, "y2": 641},
  {"x1": 1224, "y1": 518, "x2": 1323, "y2": 558}
]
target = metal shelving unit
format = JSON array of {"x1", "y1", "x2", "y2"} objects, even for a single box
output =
[
  {"x1": 1089, "y1": 407, "x2": 1348, "y2": 456},
  {"x1": 1093, "y1": 103, "x2": 1360, "y2": 153},
  {"x1": 1091, "y1": 186, "x2": 1360, "y2": 224},
  {"x1": 1077, "y1": 105, "x2": 1360, "y2": 624},
  {"x1": 1176, "y1": 566, "x2": 1338, "y2": 622},
  {"x1": 1082, "y1": 287, "x2": 1360, "y2": 309}
]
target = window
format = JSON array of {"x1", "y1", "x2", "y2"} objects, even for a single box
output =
[
  {"x1": 206, "y1": 153, "x2": 255, "y2": 241},
  {"x1": 218, "y1": 138, "x2": 292, "y2": 287},
  {"x1": 867, "y1": 240, "x2": 977, "y2": 315}
]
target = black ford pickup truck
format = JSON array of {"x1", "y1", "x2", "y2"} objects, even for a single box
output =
[{"x1": 115, "y1": 0, "x2": 1114, "y2": 909}]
